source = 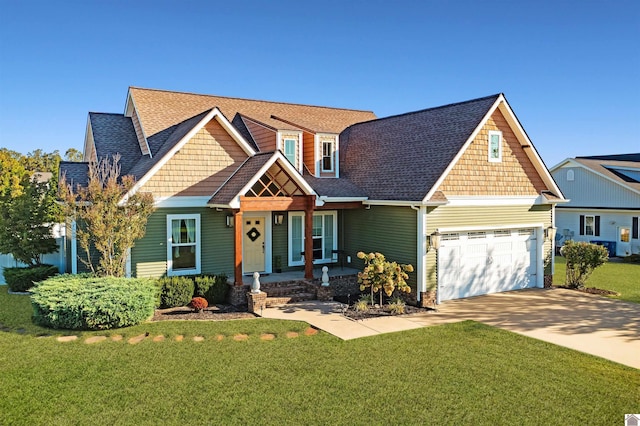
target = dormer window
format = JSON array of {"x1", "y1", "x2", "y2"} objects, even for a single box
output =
[
  {"x1": 278, "y1": 132, "x2": 302, "y2": 171},
  {"x1": 284, "y1": 138, "x2": 297, "y2": 166},
  {"x1": 322, "y1": 140, "x2": 335, "y2": 172},
  {"x1": 488, "y1": 130, "x2": 502, "y2": 162}
]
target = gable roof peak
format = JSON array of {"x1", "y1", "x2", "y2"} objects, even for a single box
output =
[{"x1": 353, "y1": 93, "x2": 503, "y2": 126}]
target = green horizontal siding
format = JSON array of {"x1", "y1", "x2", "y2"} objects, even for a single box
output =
[
  {"x1": 131, "y1": 208, "x2": 234, "y2": 278},
  {"x1": 344, "y1": 206, "x2": 418, "y2": 286},
  {"x1": 424, "y1": 204, "x2": 553, "y2": 290}
]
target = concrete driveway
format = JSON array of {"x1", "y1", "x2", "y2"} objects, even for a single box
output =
[
  {"x1": 410, "y1": 288, "x2": 640, "y2": 369},
  {"x1": 263, "y1": 288, "x2": 640, "y2": 369}
]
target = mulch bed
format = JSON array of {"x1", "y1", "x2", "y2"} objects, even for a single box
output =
[
  {"x1": 554, "y1": 285, "x2": 620, "y2": 296},
  {"x1": 151, "y1": 305, "x2": 256, "y2": 322},
  {"x1": 333, "y1": 295, "x2": 433, "y2": 321}
]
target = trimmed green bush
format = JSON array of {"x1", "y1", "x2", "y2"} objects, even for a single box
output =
[
  {"x1": 3, "y1": 264, "x2": 59, "y2": 292},
  {"x1": 157, "y1": 276, "x2": 195, "y2": 308},
  {"x1": 195, "y1": 274, "x2": 228, "y2": 305},
  {"x1": 31, "y1": 276, "x2": 158, "y2": 330}
]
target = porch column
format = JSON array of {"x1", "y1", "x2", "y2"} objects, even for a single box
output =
[
  {"x1": 234, "y1": 210, "x2": 243, "y2": 286},
  {"x1": 304, "y1": 195, "x2": 315, "y2": 279}
]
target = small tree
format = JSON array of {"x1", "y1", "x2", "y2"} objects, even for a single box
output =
[
  {"x1": 60, "y1": 155, "x2": 155, "y2": 277},
  {"x1": 561, "y1": 241, "x2": 608, "y2": 289},
  {"x1": 356, "y1": 251, "x2": 413, "y2": 306},
  {"x1": 0, "y1": 173, "x2": 59, "y2": 265}
]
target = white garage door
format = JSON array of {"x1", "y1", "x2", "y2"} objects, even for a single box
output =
[{"x1": 438, "y1": 228, "x2": 538, "y2": 301}]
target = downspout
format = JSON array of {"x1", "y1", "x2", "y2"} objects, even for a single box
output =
[{"x1": 410, "y1": 205, "x2": 426, "y2": 304}]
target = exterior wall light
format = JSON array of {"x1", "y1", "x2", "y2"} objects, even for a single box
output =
[
  {"x1": 545, "y1": 226, "x2": 557, "y2": 242},
  {"x1": 428, "y1": 230, "x2": 442, "y2": 251},
  {"x1": 274, "y1": 213, "x2": 284, "y2": 226},
  {"x1": 226, "y1": 214, "x2": 234, "y2": 228}
]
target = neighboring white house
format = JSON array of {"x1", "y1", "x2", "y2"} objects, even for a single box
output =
[
  {"x1": 550, "y1": 154, "x2": 640, "y2": 257},
  {"x1": 0, "y1": 224, "x2": 66, "y2": 284}
]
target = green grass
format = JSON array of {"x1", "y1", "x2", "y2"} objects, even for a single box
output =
[
  {"x1": 1, "y1": 286, "x2": 639, "y2": 425},
  {"x1": 554, "y1": 256, "x2": 640, "y2": 303}
]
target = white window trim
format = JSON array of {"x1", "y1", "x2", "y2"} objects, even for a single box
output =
[
  {"x1": 277, "y1": 131, "x2": 302, "y2": 171},
  {"x1": 166, "y1": 213, "x2": 201, "y2": 276},
  {"x1": 488, "y1": 130, "x2": 502, "y2": 163},
  {"x1": 321, "y1": 140, "x2": 335, "y2": 173},
  {"x1": 314, "y1": 134, "x2": 339, "y2": 178},
  {"x1": 287, "y1": 211, "x2": 338, "y2": 267},
  {"x1": 584, "y1": 214, "x2": 595, "y2": 236}
]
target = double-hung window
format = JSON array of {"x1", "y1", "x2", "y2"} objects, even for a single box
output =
[
  {"x1": 167, "y1": 214, "x2": 201, "y2": 275},
  {"x1": 580, "y1": 214, "x2": 600, "y2": 237},
  {"x1": 321, "y1": 140, "x2": 334, "y2": 172},
  {"x1": 288, "y1": 211, "x2": 337, "y2": 266}
]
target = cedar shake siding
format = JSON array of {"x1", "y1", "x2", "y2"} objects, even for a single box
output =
[
  {"x1": 140, "y1": 119, "x2": 248, "y2": 197},
  {"x1": 437, "y1": 109, "x2": 547, "y2": 196}
]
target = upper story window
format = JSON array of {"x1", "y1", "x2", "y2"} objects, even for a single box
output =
[
  {"x1": 488, "y1": 130, "x2": 502, "y2": 162},
  {"x1": 566, "y1": 170, "x2": 574, "y2": 181},
  {"x1": 321, "y1": 140, "x2": 335, "y2": 172},
  {"x1": 284, "y1": 138, "x2": 297, "y2": 166}
]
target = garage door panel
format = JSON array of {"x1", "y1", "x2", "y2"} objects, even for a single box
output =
[{"x1": 438, "y1": 228, "x2": 538, "y2": 301}]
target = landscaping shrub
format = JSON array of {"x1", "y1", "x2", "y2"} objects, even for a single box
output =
[
  {"x1": 387, "y1": 297, "x2": 406, "y2": 315},
  {"x1": 201, "y1": 274, "x2": 228, "y2": 305},
  {"x1": 157, "y1": 276, "x2": 195, "y2": 308},
  {"x1": 561, "y1": 241, "x2": 609, "y2": 289},
  {"x1": 189, "y1": 297, "x2": 208, "y2": 312},
  {"x1": 3, "y1": 264, "x2": 58, "y2": 292},
  {"x1": 31, "y1": 276, "x2": 158, "y2": 330}
]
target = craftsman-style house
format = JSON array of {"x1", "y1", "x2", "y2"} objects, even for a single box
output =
[{"x1": 61, "y1": 87, "x2": 565, "y2": 304}]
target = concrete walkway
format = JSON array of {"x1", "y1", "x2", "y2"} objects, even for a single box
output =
[{"x1": 261, "y1": 288, "x2": 640, "y2": 369}]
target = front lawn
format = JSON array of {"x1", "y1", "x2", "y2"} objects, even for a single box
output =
[
  {"x1": 554, "y1": 256, "x2": 640, "y2": 303},
  {"x1": 1, "y1": 286, "x2": 638, "y2": 425}
]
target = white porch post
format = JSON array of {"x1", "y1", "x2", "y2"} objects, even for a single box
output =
[{"x1": 71, "y1": 220, "x2": 77, "y2": 275}]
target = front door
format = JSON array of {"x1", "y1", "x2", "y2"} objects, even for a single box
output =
[
  {"x1": 243, "y1": 217, "x2": 265, "y2": 273},
  {"x1": 617, "y1": 226, "x2": 631, "y2": 257}
]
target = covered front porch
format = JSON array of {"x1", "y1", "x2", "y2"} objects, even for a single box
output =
[{"x1": 240, "y1": 266, "x2": 360, "y2": 285}]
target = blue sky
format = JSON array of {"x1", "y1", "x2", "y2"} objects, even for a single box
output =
[{"x1": 0, "y1": 0, "x2": 638, "y2": 168}]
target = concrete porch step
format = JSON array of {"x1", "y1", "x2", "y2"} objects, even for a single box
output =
[{"x1": 265, "y1": 292, "x2": 316, "y2": 307}]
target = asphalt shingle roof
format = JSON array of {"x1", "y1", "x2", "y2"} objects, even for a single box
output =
[
  {"x1": 573, "y1": 154, "x2": 640, "y2": 193},
  {"x1": 59, "y1": 161, "x2": 89, "y2": 190},
  {"x1": 209, "y1": 153, "x2": 274, "y2": 205},
  {"x1": 129, "y1": 87, "x2": 377, "y2": 139},
  {"x1": 340, "y1": 94, "x2": 500, "y2": 201},
  {"x1": 89, "y1": 113, "x2": 141, "y2": 176}
]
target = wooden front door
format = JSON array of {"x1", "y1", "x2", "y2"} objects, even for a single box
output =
[{"x1": 243, "y1": 217, "x2": 265, "y2": 273}]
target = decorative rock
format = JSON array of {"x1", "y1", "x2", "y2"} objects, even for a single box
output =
[
  {"x1": 193, "y1": 336, "x2": 205, "y2": 342},
  {"x1": 321, "y1": 266, "x2": 330, "y2": 286},
  {"x1": 57, "y1": 335, "x2": 78, "y2": 343},
  {"x1": 111, "y1": 335, "x2": 123, "y2": 342},
  {"x1": 153, "y1": 335, "x2": 165, "y2": 342},
  {"x1": 175, "y1": 335, "x2": 184, "y2": 342},
  {"x1": 85, "y1": 336, "x2": 107, "y2": 344},
  {"x1": 233, "y1": 334, "x2": 249, "y2": 341},
  {"x1": 260, "y1": 333, "x2": 275, "y2": 341},
  {"x1": 304, "y1": 327, "x2": 318, "y2": 336},
  {"x1": 216, "y1": 334, "x2": 225, "y2": 341},
  {"x1": 128, "y1": 334, "x2": 147, "y2": 344},
  {"x1": 251, "y1": 271, "x2": 261, "y2": 293},
  {"x1": 286, "y1": 331, "x2": 299, "y2": 339}
]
